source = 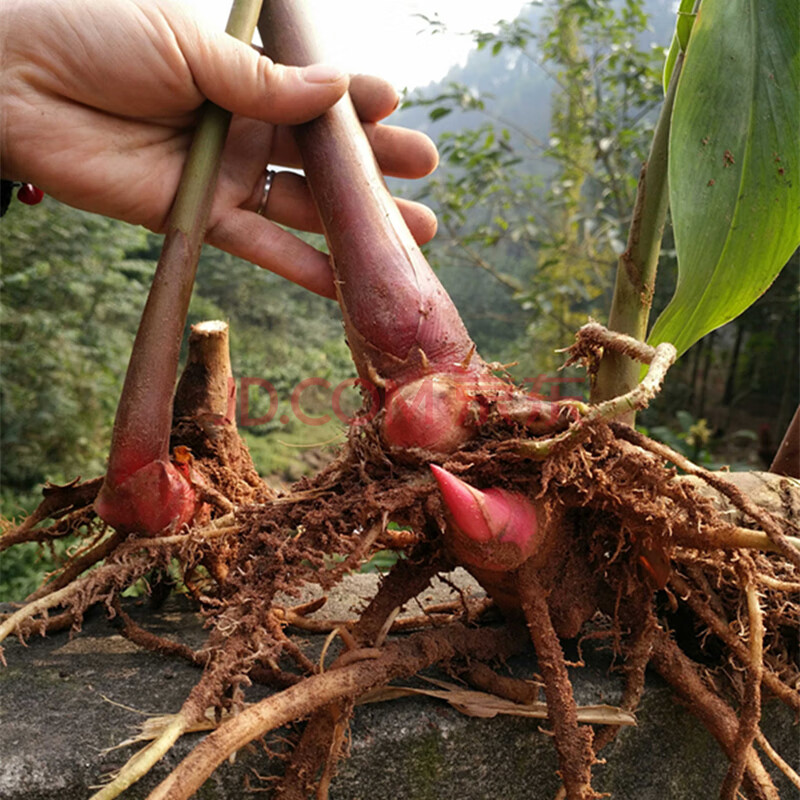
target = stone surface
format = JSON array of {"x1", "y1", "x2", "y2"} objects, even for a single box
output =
[{"x1": 0, "y1": 573, "x2": 796, "y2": 799}]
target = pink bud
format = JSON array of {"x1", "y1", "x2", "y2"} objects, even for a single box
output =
[
  {"x1": 383, "y1": 375, "x2": 474, "y2": 454},
  {"x1": 430, "y1": 465, "x2": 539, "y2": 569},
  {"x1": 95, "y1": 459, "x2": 196, "y2": 535}
]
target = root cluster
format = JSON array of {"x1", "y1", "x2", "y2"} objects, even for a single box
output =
[{"x1": 2, "y1": 326, "x2": 798, "y2": 800}]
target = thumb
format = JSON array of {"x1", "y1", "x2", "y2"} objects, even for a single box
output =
[{"x1": 181, "y1": 24, "x2": 349, "y2": 125}]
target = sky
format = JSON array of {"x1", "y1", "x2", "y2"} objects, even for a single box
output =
[{"x1": 189, "y1": 0, "x2": 530, "y2": 91}]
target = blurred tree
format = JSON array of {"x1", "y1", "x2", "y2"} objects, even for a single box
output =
[
  {"x1": 405, "y1": 0, "x2": 666, "y2": 376},
  {"x1": 1, "y1": 199, "x2": 149, "y2": 495}
]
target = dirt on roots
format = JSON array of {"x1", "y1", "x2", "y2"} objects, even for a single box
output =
[{"x1": 1, "y1": 399, "x2": 799, "y2": 800}]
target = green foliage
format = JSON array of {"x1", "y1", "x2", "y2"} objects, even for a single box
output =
[
  {"x1": 0, "y1": 482, "x2": 82, "y2": 599},
  {"x1": 645, "y1": 409, "x2": 713, "y2": 464},
  {"x1": 0, "y1": 541, "x2": 54, "y2": 600},
  {"x1": 1, "y1": 199, "x2": 149, "y2": 490},
  {"x1": 0, "y1": 534, "x2": 82, "y2": 601},
  {"x1": 539, "y1": 0, "x2": 664, "y2": 211},
  {"x1": 718, "y1": 253, "x2": 799, "y2": 425},
  {"x1": 404, "y1": 0, "x2": 666, "y2": 375},
  {"x1": 649, "y1": 0, "x2": 800, "y2": 358},
  {"x1": 406, "y1": 0, "x2": 797, "y2": 405}
]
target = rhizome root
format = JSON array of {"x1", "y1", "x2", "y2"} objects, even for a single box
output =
[{"x1": 1, "y1": 326, "x2": 799, "y2": 800}]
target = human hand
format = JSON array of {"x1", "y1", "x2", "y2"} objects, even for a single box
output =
[{"x1": 0, "y1": 0, "x2": 439, "y2": 297}]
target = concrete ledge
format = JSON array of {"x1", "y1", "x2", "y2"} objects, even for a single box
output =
[{"x1": 1, "y1": 574, "x2": 796, "y2": 799}]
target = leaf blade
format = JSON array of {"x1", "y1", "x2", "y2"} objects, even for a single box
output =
[{"x1": 649, "y1": 0, "x2": 800, "y2": 358}]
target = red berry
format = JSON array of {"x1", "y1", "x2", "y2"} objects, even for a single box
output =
[{"x1": 17, "y1": 184, "x2": 44, "y2": 205}]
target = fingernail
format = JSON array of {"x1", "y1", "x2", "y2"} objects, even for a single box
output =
[{"x1": 302, "y1": 63, "x2": 345, "y2": 84}]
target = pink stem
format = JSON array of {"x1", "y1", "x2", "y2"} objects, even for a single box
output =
[
  {"x1": 104, "y1": 230, "x2": 202, "y2": 487},
  {"x1": 96, "y1": 2, "x2": 262, "y2": 534},
  {"x1": 258, "y1": 1, "x2": 479, "y2": 386}
]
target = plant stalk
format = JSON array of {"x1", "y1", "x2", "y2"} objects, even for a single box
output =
[
  {"x1": 591, "y1": 52, "x2": 685, "y2": 418},
  {"x1": 258, "y1": 0, "x2": 477, "y2": 388},
  {"x1": 96, "y1": 0, "x2": 262, "y2": 532},
  {"x1": 258, "y1": 0, "x2": 541, "y2": 456}
]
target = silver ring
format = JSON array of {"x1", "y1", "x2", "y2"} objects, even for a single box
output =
[{"x1": 256, "y1": 168, "x2": 277, "y2": 216}]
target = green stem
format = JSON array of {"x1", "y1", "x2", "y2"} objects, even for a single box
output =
[
  {"x1": 590, "y1": 50, "x2": 685, "y2": 418},
  {"x1": 102, "y1": 0, "x2": 262, "y2": 488},
  {"x1": 169, "y1": 0, "x2": 262, "y2": 233}
]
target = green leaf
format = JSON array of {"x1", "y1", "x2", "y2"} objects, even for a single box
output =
[
  {"x1": 649, "y1": 0, "x2": 800, "y2": 358},
  {"x1": 429, "y1": 107, "x2": 452, "y2": 121},
  {"x1": 662, "y1": 0, "x2": 697, "y2": 94}
]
